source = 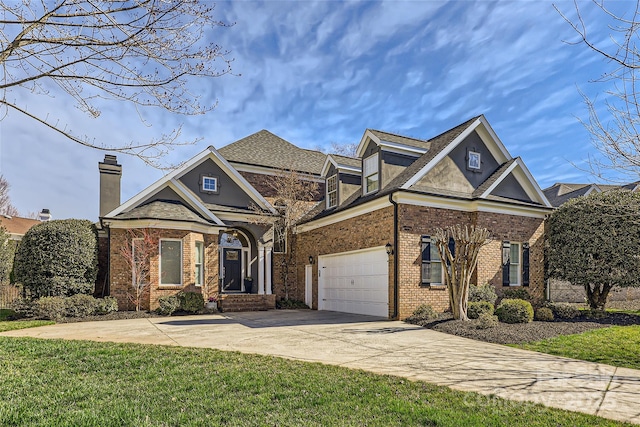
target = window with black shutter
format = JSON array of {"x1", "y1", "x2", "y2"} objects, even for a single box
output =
[{"x1": 421, "y1": 235, "x2": 443, "y2": 286}]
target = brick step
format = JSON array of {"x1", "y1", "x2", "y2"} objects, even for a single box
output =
[{"x1": 218, "y1": 294, "x2": 276, "y2": 313}]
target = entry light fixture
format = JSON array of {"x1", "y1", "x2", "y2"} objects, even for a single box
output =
[
  {"x1": 385, "y1": 242, "x2": 394, "y2": 256},
  {"x1": 309, "y1": 255, "x2": 314, "y2": 265}
]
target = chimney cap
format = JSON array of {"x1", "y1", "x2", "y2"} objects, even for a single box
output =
[{"x1": 102, "y1": 154, "x2": 119, "y2": 166}]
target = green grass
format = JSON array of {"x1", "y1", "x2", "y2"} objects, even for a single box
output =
[
  {"x1": 0, "y1": 320, "x2": 54, "y2": 332},
  {"x1": 0, "y1": 309, "x2": 54, "y2": 332},
  {"x1": 513, "y1": 325, "x2": 640, "y2": 370},
  {"x1": 0, "y1": 338, "x2": 631, "y2": 426}
]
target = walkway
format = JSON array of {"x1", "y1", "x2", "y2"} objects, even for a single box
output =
[{"x1": 2, "y1": 310, "x2": 639, "y2": 424}]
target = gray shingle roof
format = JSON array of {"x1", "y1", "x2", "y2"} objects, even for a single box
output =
[
  {"x1": 328, "y1": 154, "x2": 361, "y2": 170},
  {"x1": 116, "y1": 200, "x2": 213, "y2": 225},
  {"x1": 384, "y1": 116, "x2": 481, "y2": 192},
  {"x1": 218, "y1": 130, "x2": 326, "y2": 175},
  {"x1": 368, "y1": 129, "x2": 430, "y2": 150},
  {"x1": 543, "y1": 183, "x2": 594, "y2": 207},
  {"x1": 472, "y1": 158, "x2": 517, "y2": 198}
]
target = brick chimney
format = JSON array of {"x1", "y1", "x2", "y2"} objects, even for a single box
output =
[
  {"x1": 98, "y1": 155, "x2": 122, "y2": 217},
  {"x1": 37, "y1": 208, "x2": 51, "y2": 221}
]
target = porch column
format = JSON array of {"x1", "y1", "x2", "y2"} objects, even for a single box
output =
[
  {"x1": 258, "y1": 246, "x2": 265, "y2": 295},
  {"x1": 266, "y1": 247, "x2": 272, "y2": 295}
]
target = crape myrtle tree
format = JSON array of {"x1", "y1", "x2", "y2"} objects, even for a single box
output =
[
  {"x1": 251, "y1": 168, "x2": 318, "y2": 300},
  {"x1": 548, "y1": 190, "x2": 640, "y2": 311},
  {"x1": 118, "y1": 228, "x2": 159, "y2": 311},
  {"x1": 433, "y1": 225, "x2": 490, "y2": 321},
  {"x1": 0, "y1": 0, "x2": 232, "y2": 167},
  {"x1": 0, "y1": 175, "x2": 19, "y2": 216},
  {"x1": 13, "y1": 219, "x2": 98, "y2": 298}
]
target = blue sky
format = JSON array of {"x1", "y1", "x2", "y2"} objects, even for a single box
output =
[{"x1": 0, "y1": 1, "x2": 632, "y2": 220}]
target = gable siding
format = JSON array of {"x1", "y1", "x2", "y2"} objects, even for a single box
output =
[
  {"x1": 492, "y1": 173, "x2": 533, "y2": 202},
  {"x1": 178, "y1": 159, "x2": 256, "y2": 208},
  {"x1": 447, "y1": 131, "x2": 500, "y2": 188},
  {"x1": 338, "y1": 172, "x2": 361, "y2": 205},
  {"x1": 145, "y1": 187, "x2": 183, "y2": 204},
  {"x1": 381, "y1": 151, "x2": 418, "y2": 189}
]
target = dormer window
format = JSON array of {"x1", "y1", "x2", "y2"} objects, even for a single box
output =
[
  {"x1": 201, "y1": 176, "x2": 218, "y2": 193},
  {"x1": 468, "y1": 151, "x2": 481, "y2": 171},
  {"x1": 326, "y1": 175, "x2": 337, "y2": 208},
  {"x1": 363, "y1": 153, "x2": 379, "y2": 194}
]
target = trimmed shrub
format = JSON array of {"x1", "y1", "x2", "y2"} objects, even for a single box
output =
[
  {"x1": 35, "y1": 296, "x2": 66, "y2": 321},
  {"x1": 95, "y1": 296, "x2": 119, "y2": 314},
  {"x1": 468, "y1": 283, "x2": 498, "y2": 304},
  {"x1": 13, "y1": 219, "x2": 98, "y2": 298},
  {"x1": 65, "y1": 294, "x2": 97, "y2": 317},
  {"x1": 405, "y1": 304, "x2": 439, "y2": 325},
  {"x1": 467, "y1": 301, "x2": 494, "y2": 319},
  {"x1": 158, "y1": 295, "x2": 180, "y2": 316},
  {"x1": 476, "y1": 312, "x2": 499, "y2": 329},
  {"x1": 535, "y1": 307, "x2": 554, "y2": 322},
  {"x1": 9, "y1": 297, "x2": 36, "y2": 319},
  {"x1": 501, "y1": 287, "x2": 531, "y2": 301},
  {"x1": 547, "y1": 302, "x2": 580, "y2": 320},
  {"x1": 178, "y1": 292, "x2": 204, "y2": 313},
  {"x1": 495, "y1": 298, "x2": 534, "y2": 324}
]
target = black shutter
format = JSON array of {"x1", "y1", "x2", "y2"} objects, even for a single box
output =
[
  {"x1": 421, "y1": 236, "x2": 431, "y2": 285},
  {"x1": 522, "y1": 242, "x2": 530, "y2": 287},
  {"x1": 502, "y1": 241, "x2": 510, "y2": 286},
  {"x1": 448, "y1": 237, "x2": 455, "y2": 265}
]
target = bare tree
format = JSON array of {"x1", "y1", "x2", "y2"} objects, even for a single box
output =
[
  {"x1": 251, "y1": 169, "x2": 318, "y2": 300},
  {"x1": 434, "y1": 225, "x2": 489, "y2": 321},
  {"x1": 0, "y1": 175, "x2": 19, "y2": 216},
  {"x1": 0, "y1": 1, "x2": 233, "y2": 168},
  {"x1": 119, "y1": 228, "x2": 158, "y2": 311},
  {"x1": 556, "y1": 1, "x2": 640, "y2": 180}
]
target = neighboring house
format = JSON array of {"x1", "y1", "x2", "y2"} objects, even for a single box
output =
[
  {"x1": 0, "y1": 210, "x2": 51, "y2": 241},
  {"x1": 99, "y1": 115, "x2": 552, "y2": 319},
  {"x1": 542, "y1": 182, "x2": 637, "y2": 207}
]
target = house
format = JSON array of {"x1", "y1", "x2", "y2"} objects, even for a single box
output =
[
  {"x1": 543, "y1": 182, "x2": 639, "y2": 207},
  {"x1": 99, "y1": 115, "x2": 552, "y2": 319},
  {"x1": 0, "y1": 209, "x2": 51, "y2": 241}
]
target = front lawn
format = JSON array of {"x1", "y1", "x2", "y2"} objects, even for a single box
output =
[
  {"x1": 0, "y1": 338, "x2": 630, "y2": 427},
  {"x1": 513, "y1": 325, "x2": 640, "y2": 370},
  {"x1": 0, "y1": 309, "x2": 53, "y2": 332}
]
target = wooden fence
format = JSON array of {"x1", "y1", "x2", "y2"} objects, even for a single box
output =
[{"x1": 0, "y1": 284, "x2": 20, "y2": 309}]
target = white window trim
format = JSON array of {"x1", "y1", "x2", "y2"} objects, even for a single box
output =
[
  {"x1": 202, "y1": 176, "x2": 218, "y2": 192},
  {"x1": 509, "y1": 242, "x2": 521, "y2": 286},
  {"x1": 468, "y1": 151, "x2": 481, "y2": 170},
  {"x1": 363, "y1": 153, "x2": 379, "y2": 195},
  {"x1": 326, "y1": 174, "x2": 338, "y2": 209},
  {"x1": 195, "y1": 241, "x2": 204, "y2": 287},
  {"x1": 159, "y1": 238, "x2": 183, "y2": 287}
]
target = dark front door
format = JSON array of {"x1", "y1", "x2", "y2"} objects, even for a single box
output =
[{"x1": 222, "y1": 249, "x2": 242, "y2": 292}]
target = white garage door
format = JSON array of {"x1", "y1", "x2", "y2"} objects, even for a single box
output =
[{"x1": 318, "y1": 247, "x2": 389, "y2": 318}]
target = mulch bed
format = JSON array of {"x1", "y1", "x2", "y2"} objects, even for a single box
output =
[
  {"x1": 414, "y1": 311, "x2": 640, "y2": 345},
  {"x1": 56, "y1": 311, "x2": 162, "y2": 323}
]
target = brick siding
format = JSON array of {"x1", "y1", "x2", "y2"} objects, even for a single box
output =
[{"x1": 109, "y1": 228, "x2": 219, "y2": 311}]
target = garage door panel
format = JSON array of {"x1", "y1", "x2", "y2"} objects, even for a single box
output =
[{"x1": 318, "y1": 247, "x2": 389, "y2": 318}]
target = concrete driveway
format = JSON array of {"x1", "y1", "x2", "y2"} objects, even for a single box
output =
[{"x1": 3, "y1": 309, "x2": 640, "y2": 424}]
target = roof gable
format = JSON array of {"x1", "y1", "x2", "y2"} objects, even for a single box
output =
[
  {"x1": 218, "y1": 130, "x2": 326, "y2": 175},
  {"x1": 321, "y1": 154, "x2": 361, "y2": 177},
  {"x1": 105, "y1": 146, "x2": 276, "y2": 219}
]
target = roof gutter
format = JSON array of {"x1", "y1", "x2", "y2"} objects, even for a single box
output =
[{"x1": 389, "y1": 193, "x2": 399, "y2": 320}]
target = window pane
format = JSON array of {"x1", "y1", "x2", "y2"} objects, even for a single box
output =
[
  {"x1": 431, "y1": 260, "x2": 442, "y2": 284},
  {"x1": 363, "y1": 153, "x2": 378, "y2": 176},
  {"x1": 203, "y1": 177, "x2": 217, "y2": 191},
  {"x1": 430, "y1": 244, "x2": 440, "y2": 262},
  {"x1": 196, "y1": 242, "x2": 203, "y2": 264},
  {"x1": 510, "y1": 244, "x2": 520, "y2": 264},
  {"x1": 509, "y1": 264, "x2": 519, "y2": 285},
  {"x1": 161, "y1": 240, "x2": 182, "y2": 285},
  {"x1": 366, "y1": 173, "x2": 379, "y2": 192}
]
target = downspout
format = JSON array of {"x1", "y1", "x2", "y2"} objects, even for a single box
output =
[{"x1": 389, "y1": 193, "x2": 399, "y2": 320}]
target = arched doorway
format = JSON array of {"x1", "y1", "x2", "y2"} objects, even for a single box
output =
[{"x1": 219, "y1": 230, "x2": 251, "y2": 293}]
